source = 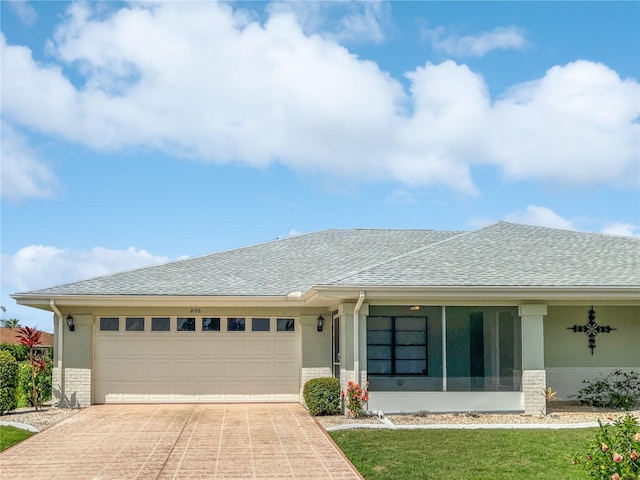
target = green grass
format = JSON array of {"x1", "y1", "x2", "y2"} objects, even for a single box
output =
[
  {"x1": 0, "y1": 425, "x2": 34, "y2": 451},
  {"x1": 330, "y1": 428, "x2": 595, "y2": 480}
]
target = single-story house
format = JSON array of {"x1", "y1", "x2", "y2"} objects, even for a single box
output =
[{"x1": 11, "y1": 222, "x2": 639, "y2": 415}]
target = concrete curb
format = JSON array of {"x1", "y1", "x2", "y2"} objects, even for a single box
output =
[
  {"x1": 0, "y1": 421, "x2": 40, "y2": 433},
  {"x1": 326, "y1": 421, "x2": 600, "y2": 432}
]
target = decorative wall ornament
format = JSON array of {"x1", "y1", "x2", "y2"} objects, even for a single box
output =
[{"x1": 566, "y1": 306, "x2": 616, "y2": 355}]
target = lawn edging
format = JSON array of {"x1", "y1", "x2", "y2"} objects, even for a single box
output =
[{"x1": 0, "y1": 421, "x2": 39, "y2": 433}]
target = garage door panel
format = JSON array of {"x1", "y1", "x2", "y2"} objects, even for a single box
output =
[
  {"x1": 225, "y1": 361, "x2": 249, "y2": 379},
  {"x1": 174, "y1": 339, "x2": 197, "y2": 355},
  {"x1": 174, "y1": 361, "x2": 199, "y2": 378},
  {"x1": 197, "y1": 338, "x2": 224, "y2": 354},
  {"x1": 98, "y1": 359, "x2": 148, "y2": 379},
  {"x1": 95, "y1": 318, "x2": 300, "y2": 403},
  {"x1": 225, "y1": 339, "x2": 251, "y2": 355},
  {"x1": 275, "y1": 339, "x2": 297, "y2": 355},
  {"x1": 147, "y1": 361, "x2": 174, "y2": 378},
  {"x1": 146, "y1": 339, "x2": 173, "y2": 355},
  {"x1": 250, "y1": 360, "x2": 273, "y2": 377},
  {"x1": 198, "y1": 363, "x2": 223, "y2": 378},
  {"x1": 250, "y1": 339, "x2": 273, "y2": 355},
  {"x1": 275, "y1": 361, "x2": 297, "y2": 378}
]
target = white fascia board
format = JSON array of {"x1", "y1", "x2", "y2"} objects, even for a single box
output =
[
  {"x1": 11, "y1": 294, "x2": 307, "y2": 310},
  {"x1": 308, "y1": 285, "x2": 640, "y2": 304}
]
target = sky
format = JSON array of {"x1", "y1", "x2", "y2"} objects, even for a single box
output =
[{"x1": 1, "y1": 0, "x2": 638, "y2": 332}]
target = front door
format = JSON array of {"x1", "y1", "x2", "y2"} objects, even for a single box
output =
[{"x1": 332, "y1": 311, "x2": 340, "y2": 380}]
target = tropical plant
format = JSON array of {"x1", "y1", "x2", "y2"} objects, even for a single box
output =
[
  {"x1": 0, "y1": 350, "x2": 18, "y2": 415},
  {"x1": 16, "y1": 326, "x2": 46, "y2": 410},
  {"x1": 1, "y1": 318, "x2": 21, "y2": 328}
]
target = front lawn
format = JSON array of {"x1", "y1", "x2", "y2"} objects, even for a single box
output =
[
  {"x1": 330, "y1": 428, "x2": 594, "y2": 479},
  {"x1": 0, "y1": 425, "x2": 34, "y2": 451}
]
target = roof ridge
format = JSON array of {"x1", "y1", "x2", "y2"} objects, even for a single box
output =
[{"x1": 324, "y1": 229, "x2": 473, "y2": 286}]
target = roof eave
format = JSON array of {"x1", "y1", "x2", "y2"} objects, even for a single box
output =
[
  {"x1": 310, "y1": 285, "x2": 640, "y2": 305},
  {"x1": 11, "y1": 285, "x2": 640, "y2": 310},
  {"x1": 10, "y1": 293, "x2": 309, "y2": 310}
]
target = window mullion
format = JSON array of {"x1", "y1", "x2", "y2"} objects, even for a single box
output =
[{"x1": 391, "y1": 316, "x2": 396, "y2": 375}]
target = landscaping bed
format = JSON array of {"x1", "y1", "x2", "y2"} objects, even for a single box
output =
[{"x1": 316, "y1": 401, "x2": 640, "y2": 429}]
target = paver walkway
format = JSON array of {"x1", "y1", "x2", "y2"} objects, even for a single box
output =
[{"x1": 0, "y1": 404, "x2": 363, "y2": 480}]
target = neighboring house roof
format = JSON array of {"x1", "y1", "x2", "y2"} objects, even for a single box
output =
[
  {"x1": 13, "y1": 223, "x2": 640, "y2": 299},
  {"x1": 0, "y1": 328, "x2": 54, "y2": 346}
]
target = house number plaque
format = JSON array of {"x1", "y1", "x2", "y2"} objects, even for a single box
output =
[{"x1": 566, "y1": 306, "x2": 616, "y2": 355}]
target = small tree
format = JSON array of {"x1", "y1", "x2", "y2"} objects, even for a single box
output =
[{"x1": 16, "y1": 326, "x2": 46, "y2": 410}]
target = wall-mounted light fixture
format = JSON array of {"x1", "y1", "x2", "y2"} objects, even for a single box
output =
[
  {"x1": 316, "y1": 315, "x2": 324, "y2": 332},
  {"x1": 66, "y1": 314, "x2": 75, "y2": 332},
  {"x1": 409, "y1": 306, "x2": 421, "y2": 311}
]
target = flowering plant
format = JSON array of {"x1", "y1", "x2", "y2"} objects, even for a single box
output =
[
  {"x1": 572, "y1": 413, "x2": 640, "y2": 480},
  {"x1": 342, "y1": 381, "x2": 369, "y2": 417},
  {"x1": 16, "y1": 326, "x2": 46, "y2": 410}
]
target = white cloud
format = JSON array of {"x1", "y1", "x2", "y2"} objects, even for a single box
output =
[
  {"x1": 504, "y1": 206, "x2": 577, "y2": 230},
  {"x1": 267, "y1": 1, "x2": 389, "y2": 44},
  {"x1": 424, "y1": 26, "x2": 527, "y2": 57},
  {"x1": 7, "y1": 0, "x2": 37, "y2": 26},
  {"x1": 1, "y1": 3, "x2": 638, "y2": 196},
  {"x1": 487, "y1": 61, "x2": 640, "y2": 185},
  {"x1": 287, "y1": 229, "x2": 303, "y2": 237},
  {"x1": 1, "y1": 245, "x2": 169, "y2": 293},
  {"x1": 504, "y1": 206, "x2": 640, "y2": 237},
  {"x1": 0, "y1": 122, "x2": 57, "y2": 200},
  {"x1": 601, "y1": 222, "x2": 640, "y2": 237}
]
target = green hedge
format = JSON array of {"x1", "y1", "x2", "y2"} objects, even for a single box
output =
[
  {"x1": 0, "y1": 343, "x2": 28, "y2": 362},
  {"x1": 303, "y1": 377, "x2": 341, "y2": 416},
  {"x1": 0, "y1": 350, "x2": 18, "y2": 415}
]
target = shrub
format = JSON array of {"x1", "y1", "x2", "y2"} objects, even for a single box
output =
[
  {"x1": 303, "y1": 377, "x2": 341, "y2": 416},
  {"x1": 342, "y1": 380, "x2": 369, "y2": 417},
  {"x1": 572, "y1": 413, "x2": 640, "y2": 479},
  {"x1": 0, "y1": 342, "x2": 28, "y2": 362},
  {"x1": 0, "y1": 350, "x2": 18, "y2": 415},
  {"x1": 575, "y1": 370, "x2": 640, "y2": 411}
]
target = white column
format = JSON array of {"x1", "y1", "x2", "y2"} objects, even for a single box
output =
[{"x1": 519, "y1": 304, "x2": 547, "y2": 415}]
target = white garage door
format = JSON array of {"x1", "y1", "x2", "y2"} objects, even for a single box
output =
[{"x1": 94, "y1": 316, "x2": 300, "y2": 403}]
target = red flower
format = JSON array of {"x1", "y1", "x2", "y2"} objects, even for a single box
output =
[
  {"x1": 630, "y1": 451, "x2": 638, "y2": 461},
  {"x1": 612, "y1": 452, "x2": 623, "y2": 463},
  {"x1": 611, "y1": 473, "x2": 620, "y2": 480},
  {"x1": 601, "y1": 443, "x2": 610, "y2": 452},
  {"x1": 634, "y1": 433, "x2": 640, "y2": 442}
]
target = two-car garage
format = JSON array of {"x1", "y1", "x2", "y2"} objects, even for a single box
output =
[{"x1": 93, "y1": 315, "x2": 301, "y2": 403}]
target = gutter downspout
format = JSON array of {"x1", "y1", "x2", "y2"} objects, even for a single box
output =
[
  {"x1": 49, "y1": 300, "x2": 64, "y2": 407},
  {"x1": 353, "y1": 291, "x2": 365, "y2": 385}
]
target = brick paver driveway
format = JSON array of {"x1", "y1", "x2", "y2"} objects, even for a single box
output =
[{"x1": 0, "y1": 404, "x2": 363, "y2": 480}]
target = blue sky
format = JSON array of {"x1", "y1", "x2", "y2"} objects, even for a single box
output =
[{"x1": 1, "y1": 1, "x2": 638, "y2": 331}]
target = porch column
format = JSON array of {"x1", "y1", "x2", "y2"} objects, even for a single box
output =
[{"x1": 519, "y1": 304, "x2": 547, "y2": 415}]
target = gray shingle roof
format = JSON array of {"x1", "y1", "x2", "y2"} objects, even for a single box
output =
[
  {"x1": 21, "y1": 223, "x2": 640, "y2": 297},
  {"x1": 333, "y1": 222, "x2": 640, "y2": 287},
  {"x1": 24, "y1": 229, "x2": 460, "y2": 296}
]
